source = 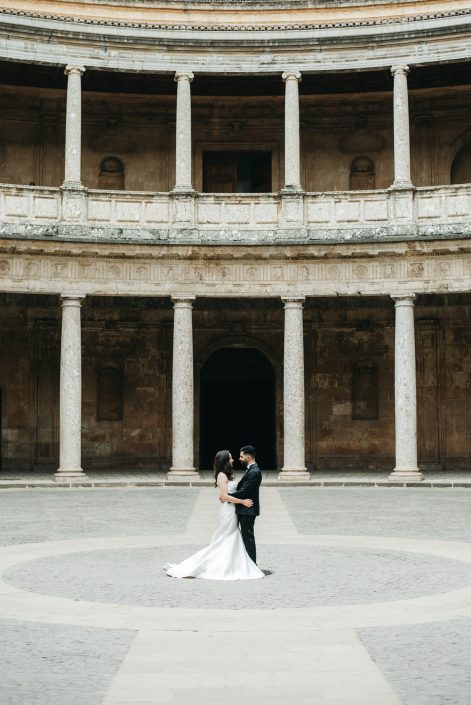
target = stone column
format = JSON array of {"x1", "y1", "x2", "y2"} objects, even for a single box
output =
[
  {"x1": 168, "y1": 297, "x2": 199, "y2": 479},
  {"x1": 174, "y1": 71, "x2": 194, "y2": 193},
  {"x1": 389, "y1": 294, "x2": 424, "y2": 481},
  {"x1": 55, "y1": 295, "x2": 86, "y2": 480},
  {"x1": 63, "y1": 65, "x2": 85, "y2": 188},
  {"x1": 279, "y1": 297, "x2": 310, "y2": 481},
  {"x1": 282, "y1": 71, "x2": 302, "y2": 192},
  {"x1": 391, "y1": 65, "x2": 412, "y2": 188}
]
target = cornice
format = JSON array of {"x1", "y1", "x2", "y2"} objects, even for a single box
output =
[
  {"x1": 2, "y1": 237, "x2": 471, "y2": 261},
  {"x1": 1, "y1": 4, "x2": 470, "y2": 32}
]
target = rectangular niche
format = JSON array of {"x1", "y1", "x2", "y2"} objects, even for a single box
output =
[
  {"x1": 97, "y1": 365, "x2": 123, "y2": 421},
  {"x1": 352, "y1": 361, "x2": 379, "y2": 421}
]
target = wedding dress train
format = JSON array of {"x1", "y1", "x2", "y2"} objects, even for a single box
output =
[{"x1": 164, "y1": 480, "x2": 264, "y2": 580}]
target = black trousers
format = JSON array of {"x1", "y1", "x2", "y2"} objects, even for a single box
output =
[{"x1": 238, "y1": 515, "x2": 257, "y2": 565}]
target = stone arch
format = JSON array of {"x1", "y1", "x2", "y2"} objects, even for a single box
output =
[
  {"x1": 196, "y1": 335, "x2": 280, "y2": 471},
  {"x1": 99, "y1": 157, "x2": 125, "y2": 190},
  {"x1": 451, "y1": 143, "x2": 471, "y2": 185},
  {"x1": 350, "y1": 155, "x2": 375, "y2": 190}
]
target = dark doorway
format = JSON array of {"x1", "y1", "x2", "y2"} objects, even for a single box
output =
[
  {"x1": 451, "y1": 143, "x2": 471, "y2": 184},
  {"x1": 0, "y1": 388, "x2": 2, "y2": 471},
  {"x1": 199, "y1": 347, "x2": 276, "y2": 470},
  {"x1": 203, "y1": 151, "x2": 272, "y2": 193}
]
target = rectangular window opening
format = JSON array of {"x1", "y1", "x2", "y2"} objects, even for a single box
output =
[{"x1": 202, "y1": 151, "x2": 272, "y2": 193}]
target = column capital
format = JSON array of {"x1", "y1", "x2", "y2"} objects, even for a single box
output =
[
  {"x1": 391, "y1": 65, "x2": 409, "y2": 77},
  {"x1": 282, "y1": 70, "x2": 302, "y2": 83},
  {"x1": 64, "y1": 65, "x2": 85, "y2": 77},
  {"x1": 171, "y1": 295, "x2": 196, "y2": 306},
  {"x1": 282, "y1": 296, "x2": 305, "y2": 307},
  {"x1": 60, "y1": 294, "x2": 85, "y2": 306},
  {"x1": 175, "y1": 71, "x2": 194, "y2": 83},
  {"x1": 391, "y1": 293, "x2": 416, "y2": 305}
]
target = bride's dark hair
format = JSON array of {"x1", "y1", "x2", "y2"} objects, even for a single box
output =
[{"x1": 213, "y1": 449, "x2": 233, "y2": 487}]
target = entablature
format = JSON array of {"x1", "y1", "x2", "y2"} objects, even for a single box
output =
[
  {"x1": 0, "y1": 2, "x2": 470, "y2": 74},
  {"x1": 1, "y1": 233, "x2": 470, "y2": 299}
]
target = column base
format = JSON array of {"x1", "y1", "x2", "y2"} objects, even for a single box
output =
[
  {"x1": 278, "y1": 468, "x2": 311, "y2": 482},
  {"x1": 167, "y1": 468, "x2": 200, "y2": 482},
  {"x1": 280, "y1": 185, "x2": 304, "y2": 194},
  {"x1": 388, "y1": 468, "x2": 424, "y2": 482},
  {"x1": 54, "y1": 469, "x2": 88, "y2": 482},
  {"x1": 61, "y1": 181, "x2": 85, "y2": 191},
  {"x1": 172, "y1": 186, "x2": 195, "y2": 195},
  {"x1": 390, "y1": 180, "x2": 414, "y2": 191}
]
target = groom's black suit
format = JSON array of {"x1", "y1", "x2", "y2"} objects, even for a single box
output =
[{"x1": 229, "y1": 462, "x2": 261, "y2": 565}]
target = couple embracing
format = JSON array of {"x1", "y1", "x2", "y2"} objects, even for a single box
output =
[{"x1": 165, "y1": 445, "x2": 265, "y2": 581}]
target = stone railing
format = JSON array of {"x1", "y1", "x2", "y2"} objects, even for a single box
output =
[{"x1": 0, "y1": 183, "x2": 470, "y2": 243}]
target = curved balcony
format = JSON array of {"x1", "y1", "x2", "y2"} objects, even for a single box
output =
[{"x1": 0, "y1": 183, "x2": 470, "y2": 245}]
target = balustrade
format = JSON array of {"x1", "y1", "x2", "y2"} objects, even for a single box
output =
[{"x1": 1, "y1": 185, "x2": 471, "y2": 238}]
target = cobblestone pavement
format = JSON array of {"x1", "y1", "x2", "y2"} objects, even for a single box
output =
[
  {"x1": 6, "y1": 544, "x2": 471, "y2": 610},
  {"x1": 0, "y1": 619, "x2": 135, "y2": 705},
  {"x1": 0, "y1": 487, "x2": 471, "y2": 704}
]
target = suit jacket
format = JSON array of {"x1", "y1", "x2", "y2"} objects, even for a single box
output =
[{"x1": 229, "y1": 463, "x2": 262, "y2": 516}]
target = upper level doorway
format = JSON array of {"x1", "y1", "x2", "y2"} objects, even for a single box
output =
[{"x1": 202, "y1": 151, "x2": 272, "y2": 193}]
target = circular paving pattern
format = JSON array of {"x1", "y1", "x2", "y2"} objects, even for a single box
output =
[{"x1": 5, "y1": 543, "x2": 471, "y2": 610}]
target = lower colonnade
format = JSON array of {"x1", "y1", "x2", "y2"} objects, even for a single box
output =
[{"x1": 50, "y1": 291, "x2": 424, "y2": 484}]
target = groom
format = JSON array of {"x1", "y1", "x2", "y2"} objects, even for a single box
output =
[{"x1": 229, "y1": 445, "x2": 261, "y2": 565}]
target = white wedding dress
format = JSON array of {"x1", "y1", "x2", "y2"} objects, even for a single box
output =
[{"x1": 164, "y1": 480, "x2": 264, "y2": 580}]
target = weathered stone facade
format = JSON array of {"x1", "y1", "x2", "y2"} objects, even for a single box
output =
[
  {"x1": 0, "y1": 0, "x2": 470, "y2": 478},
  {"x1": 1, "y1": 292, "x2": 470, "y2": 474}
]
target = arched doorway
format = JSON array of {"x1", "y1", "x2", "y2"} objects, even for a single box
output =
[
  {"x1": 451, "y1": 143, "x2": 471, "y2": 184},
  {"x1": 199, "y1": 347, "x2": 276, "y2": 470}
]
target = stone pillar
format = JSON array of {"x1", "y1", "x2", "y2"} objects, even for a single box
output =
[
  {"x1": 174, "y1": 72, "x2": 194, "y2": 193},
  {"x1": 279, "y1": 297, "x2": 310, "y2": 481},
  {"x1": 391, "y1": 65, "x2": 412, "y2": 189},
  {"x1": 55, "y1": 295, "x2": 86, "y2": 480},
  {"x1": 168, "y1": 297, "x2": 199, "y2": 480},
  {"x1": 282, "y1": 71, "x2": 302, "y2": 192},
  {"x1": 63, "y1": 65, "x2": 85, "y2": 188},
  {"x1": 389, "y1": 294, "x2": 424, "y2": 481}
]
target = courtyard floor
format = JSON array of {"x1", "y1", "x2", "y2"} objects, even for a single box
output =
[{"x1": 1, "y1": 484, "x2": 471, "y2": 704}]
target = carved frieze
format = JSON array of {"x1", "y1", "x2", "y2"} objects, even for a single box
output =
[{"x1": 1, "y1": 244, "x2": 470, "y2": 297}]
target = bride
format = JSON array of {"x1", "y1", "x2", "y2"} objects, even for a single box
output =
[{"x1": 164, "y1": 450, "x2": 264, "y2": 580}]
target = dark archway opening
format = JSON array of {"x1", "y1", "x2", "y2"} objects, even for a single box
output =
[
  {"x1": 451, "y1": 143, "x2": 471, "y2": 184},
  {"x1": 199, "y1": 347, "x2": 276, "y2": 471}
]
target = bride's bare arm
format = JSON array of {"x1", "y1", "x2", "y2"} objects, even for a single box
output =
[{"x1": 217, "y1": 474, "x2": 253, "y2": 507}]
